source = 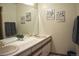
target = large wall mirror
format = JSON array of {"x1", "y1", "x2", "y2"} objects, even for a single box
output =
[{"x1": 0, "y1": 3, "x2": 39, "y2": 39}]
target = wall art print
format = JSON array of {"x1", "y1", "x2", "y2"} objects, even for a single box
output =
[
  {"x1": 26, "y1": 12, "x2": 31, "y2": 21},
  {"x1": 21, "y1": 16, "x2": 25, "y2": 24},
  {"x1": 47, "y1": 9, "x2": 55, "y2": 20},
  {"x1": 55, "y1": 10, "x2": 65, "y2": 22}
]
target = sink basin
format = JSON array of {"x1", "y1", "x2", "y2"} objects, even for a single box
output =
[
  {"x1": 12, "y1": 37, "x2": 35, "y2": 46},
  {"x1": 0, "y1": 45, "x2": 18, "y2": 56}
]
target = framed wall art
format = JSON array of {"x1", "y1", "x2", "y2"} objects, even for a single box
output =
[
  {"x1": 47, "y1": 9, "x2": 55, "y2": 20},
  {"x1": 21, "y1": 16, "x2": 25, "y2": 24},
  {"x1": 26, "y1": 12, "x2": 31, "y2": 21},
  {"x1": 55, "y1": 10, "x2": 65, "y2": 22}
]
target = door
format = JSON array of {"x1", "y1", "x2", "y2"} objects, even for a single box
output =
[{"x1": 0, "y1": 7, "x2": 3, "y2": 39}]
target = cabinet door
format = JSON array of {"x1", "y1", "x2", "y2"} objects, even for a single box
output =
[
  {"x1": 31, "y1": 42, "x2": 42, "y2": 56},
  {"x1": 32, "y1": 49, "x2": 42, "y2": 56},
  {"x1": 17, "y1": 49, "x2": 31, "y2": 56},
  {"x1": 42, "y1": 42, "x2": 51, "y2": 56}
]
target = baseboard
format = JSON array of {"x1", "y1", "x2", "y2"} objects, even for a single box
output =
[{"x1": 50, "y1": 52, "x2": 67, "y2": 56}]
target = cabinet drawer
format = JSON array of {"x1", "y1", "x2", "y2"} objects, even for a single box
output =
[
  {"x1": 32, "y1": 37, "x2": 51, "y2": 52},
  {"x1": 42, "y1": 37, "x2": 51, "y2": 46},
  {"x1": 32, "y1": 42, "x2": 42, "y2": 53},
  {"x1": 17, "y1": 49, "x2": 31, "y2": 56}
]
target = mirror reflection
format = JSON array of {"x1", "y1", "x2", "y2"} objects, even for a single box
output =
[{"x1": 0, "y1": 3, "x2": 39, "y2": 40}]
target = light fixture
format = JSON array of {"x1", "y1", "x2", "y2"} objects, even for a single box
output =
[{"x1": 24, "y1": 3, "x2": 34, "y2": 6}]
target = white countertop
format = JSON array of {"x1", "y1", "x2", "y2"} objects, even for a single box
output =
[{"x1": 1, "y1": 34, "x2": 51, "y2": 56}]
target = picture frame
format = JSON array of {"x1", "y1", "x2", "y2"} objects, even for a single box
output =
[
  {"x1": 47, "y1": 9, "x2": 55, "y2": 20},
  {"x1": 21, "y1": 16, "x2": 25, "y2": 24},
  {"x1": 55, "y1": 10, "x2": 65, "y2": 22},
  {"x1": 26, "y1": 12, "x2": 31, "y2": 21}
]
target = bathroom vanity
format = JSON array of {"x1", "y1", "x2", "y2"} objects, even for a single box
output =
[
  {"x1": 17, "y1": 35, "x2": 52, "y2": 56},
  {"x1": 0, "y1": 35, "x2": 52, "y2": 56}
]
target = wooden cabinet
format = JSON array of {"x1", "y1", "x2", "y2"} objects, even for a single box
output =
[{"x1": 31, "y1": 37, "x2": 52, "y2": 56}]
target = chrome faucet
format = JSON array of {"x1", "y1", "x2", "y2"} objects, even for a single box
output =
[{"x1": 16, "y1": 34, "x2": 24, "y2": 41}]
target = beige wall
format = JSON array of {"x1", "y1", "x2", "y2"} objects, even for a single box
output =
[
  {"x1": 76, "y1": 4, "x2": 79, "y2": 16},
  {"x1": 0, "y1": 3, "x2": 17, "y2": 38},
  {"x1": 16, "y1": 3, "x2": 39, "y2": 35},
  {"x1": 38, "y1": 3, "x2": 76, "y2": 54}
]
